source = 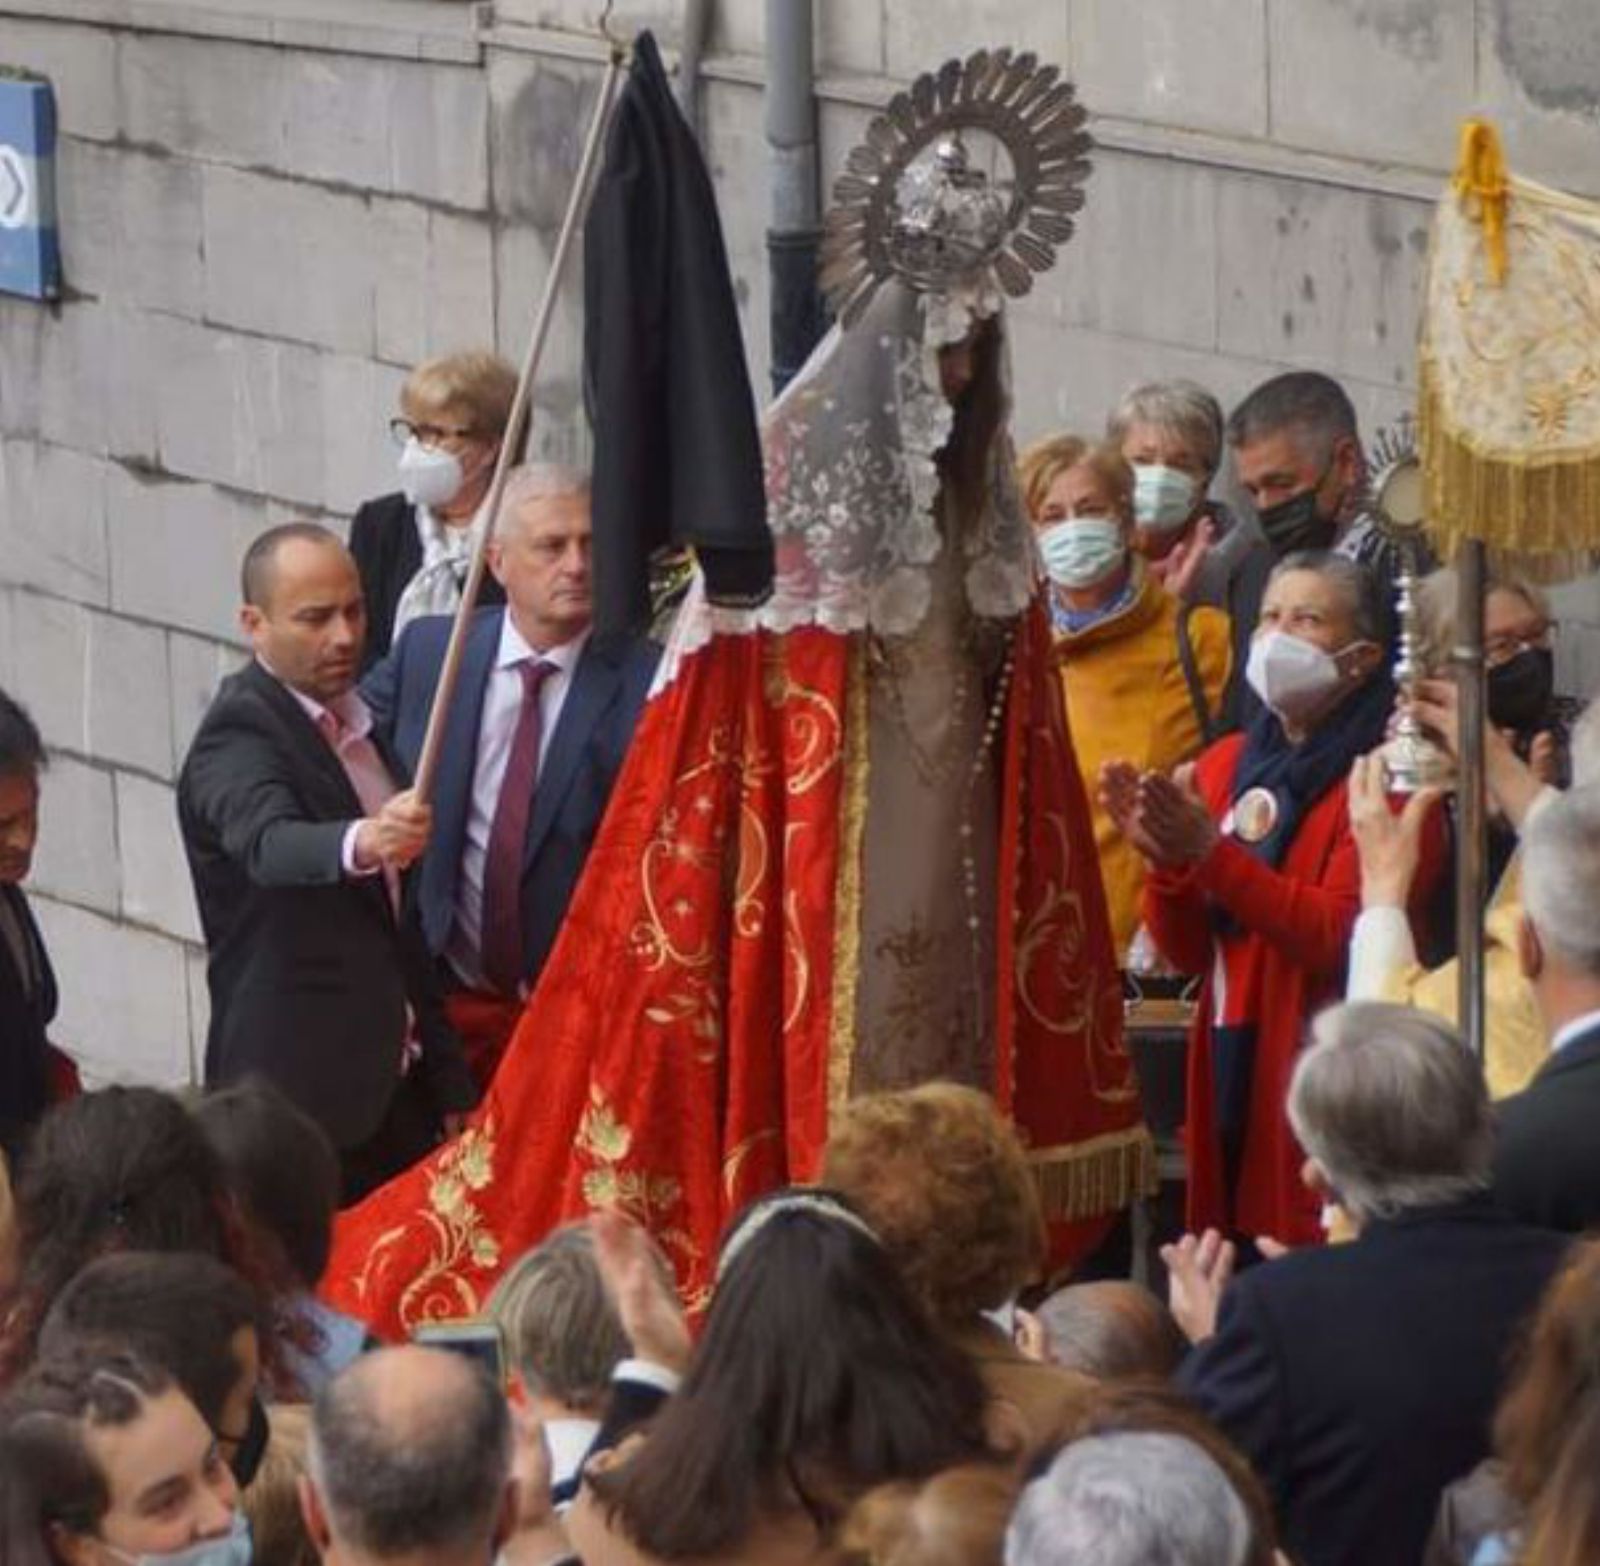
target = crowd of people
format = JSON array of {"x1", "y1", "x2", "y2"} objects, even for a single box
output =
[{"x1": 1, "y1": 327, "x2": 1598, "y2": 1566}]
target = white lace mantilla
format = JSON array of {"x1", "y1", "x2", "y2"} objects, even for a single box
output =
[{"x1": 652, "y1": 281, "x2": 1036, "y2": 695}]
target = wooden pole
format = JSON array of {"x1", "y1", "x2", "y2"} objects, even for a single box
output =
[
  {"x1": 1453, "y1": 538, "x2": 1488, "y2": 1055},
  {"x1": 411, "y1": 47, "x2": 626, "y2": 801}
]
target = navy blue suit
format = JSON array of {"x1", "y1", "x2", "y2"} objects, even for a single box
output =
[
  {"x1": 363, "y1": 608, "x2": 657, "y2": 990},
  {"x1": 1178, "y1": 1199, "x2": 1567, "y2": 1566}
]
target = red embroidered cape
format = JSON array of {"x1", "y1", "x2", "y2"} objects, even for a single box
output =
[{"x1": 325, "y1": 605, "x2": 1143, "y2": 1335}]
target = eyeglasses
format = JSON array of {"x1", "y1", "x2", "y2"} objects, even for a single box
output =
[
  {"x1": 388, "y1": 417, "x2": 476, "y2": 449},
  {"x1": 1484, "y1": 624, "x2": 1555, "y2": 668}
]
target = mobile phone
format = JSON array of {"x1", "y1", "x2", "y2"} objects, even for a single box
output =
[{"x1": 412, "y1": 1319, "x2": 506, "y2": 1384}]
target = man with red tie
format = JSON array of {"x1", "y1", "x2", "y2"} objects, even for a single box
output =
[
  {"x1": 363, "y1": 465, "x2": 658, "y2": 1085},
  {"x1": 179, "y1": 524, "x2": 478, "y2": 1201}
]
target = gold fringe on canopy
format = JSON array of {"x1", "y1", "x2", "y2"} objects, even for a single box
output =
[
  {"x1": 1420, "y1": 126, "x2": 1600, "y2": 564},
  {"x1": 1028, "y1": 1124, "x2": 1158, "y2": 1222}
]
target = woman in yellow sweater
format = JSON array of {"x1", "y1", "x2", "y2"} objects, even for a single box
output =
[{"x1": 1020, "y1": 434, "x2": 1232, "y2": 963}]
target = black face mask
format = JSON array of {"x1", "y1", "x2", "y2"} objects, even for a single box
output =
[
  {"x1": 1487, "y1": 646, "x2": 1555, "y2": 734},
  {"x1": 1256, "y1": 473, "x2": 1339, "y2": 556},
  {"x1": 226, "y1": 1395, "x2": 271, "y2": 1489}
]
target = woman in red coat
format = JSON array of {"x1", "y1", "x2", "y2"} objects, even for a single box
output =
[{"x1": 1103, "y1": 550, "x2": 1445, "y2": 1246}]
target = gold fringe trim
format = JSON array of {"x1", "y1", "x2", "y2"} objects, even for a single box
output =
[
  {"x1": 1028, "y1": 1125, "x2": 1159, "y2": 1222},
  {"x1": 1418, "y1": 356, "x2": 1600, "y2": 570},
  {"x1": 826, "y1": 643, "x2": 870, "y2": 1125}
]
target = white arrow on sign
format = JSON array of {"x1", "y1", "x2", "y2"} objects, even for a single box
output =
[{"x1": 0, "y1": 145, "x2": 31, "y2": 232}]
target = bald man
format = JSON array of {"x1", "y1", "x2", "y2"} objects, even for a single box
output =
[
  {"x1": 302, "y1": 1347, "x2": 521, "y2": 1566},
  {"x1": 179, "y1": 524, "x2": 476, "y2": 1201}
]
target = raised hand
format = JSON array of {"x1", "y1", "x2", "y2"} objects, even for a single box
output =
[
  {"x1": 1347, "y1": 751, "x2": 1443, "y2": 910},
  {"x1": 591, "y1": 1208, "x2": 692, "y2": 1374},
  {"x1": 1161, "y1": 1227, "x2": 1237, "y2": 1344},
  {"x1": 1134, "y1": 767, "x2": 1218, "y2": 867}
]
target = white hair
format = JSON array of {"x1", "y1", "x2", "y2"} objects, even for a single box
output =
[
  {"x1": 1005, "y1": 1431, "x2": 1253, "y2": 1566},
  {"x1": 494, "y1": 462, "x2": 590, "y2": 537},
  {"x1": 1287, "y1": 1002, "x2": 1492, "y2": 1224},
  {"x1": 1570, "y1": 698, "x2": 1600, "y2": 788},
  {"x1": 1523, "y1": 782, "x2": 1600, "y2": 980},
  {"x1": 1105, "y1": 379, "x2": 1225, "y2": 474}
]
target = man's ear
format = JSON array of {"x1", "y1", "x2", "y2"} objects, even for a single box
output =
[
  {"x1": 299, "y1": 1477, "x2": 334, "y2": 1555},
  {"x1": 1332, "y1": 433, "x2": 1363, "y2": 489},
  {"x1": 1517, "y1": 912, "x2": 1545, "y2": 985},
  {"x1": 491, "y1": 1479, "x2": 519, "y2": 1554},
  {"x1": 239, "y1": 604, "x2": 263, "y2": 642},
  {"x1": 486, "y1": 538, "x2": 507, "y2": 589},
  {"x1": 1300, "y1": 1157, "x2": 1333, "y2": 1199}
]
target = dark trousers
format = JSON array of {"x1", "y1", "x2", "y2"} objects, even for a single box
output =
[{"x1": 337, "y1": 1073, "x2": 441, "y2": 1207}]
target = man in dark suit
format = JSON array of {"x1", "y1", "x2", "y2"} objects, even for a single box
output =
[
  {"x1": 1495, "y1": 781, "x2": 1600, "y2": 1231},
  {"x1": 364, "y1": 465, "x2": 657, "y2": 1083},
  {"x1": 1164, "y1": 1002, "x2": 1567, "y2": 1566},
  {"x1": 0, "y1": 688, "x2": 57, "y2": 1165},
  {"x1": 178, "y1": 523, "x2": 477, "y2": 1202}
]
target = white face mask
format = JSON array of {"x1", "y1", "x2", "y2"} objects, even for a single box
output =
[
  {"x1": 397, "y1": 437, "x2": 465, "y2": 510},
  {"x1": 1245, "y1": 629, "x2": 1360, "y2": 724},
  {"x1": 1132, "y1": 464, "x2": 1200, "y2": 533},
  {"x1": 104, "y1": 1512, "x2": 252, "y2": 1566},
  {"x1": 1037, "y1": 517, "x2": 1127, "y2": 590}
]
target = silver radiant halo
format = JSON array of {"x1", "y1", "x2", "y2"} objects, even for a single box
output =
[{"x1": 819, "y1": 47, "x2": 1093, "y2": 326}]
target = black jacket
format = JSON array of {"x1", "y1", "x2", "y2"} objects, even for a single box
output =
[
  {"x1": 583, "y1": 30, "x2": 771, "y2": 635},
  {"x1": 1179, "y1": 1199, "x2": 1567, "y2": 1566},
  {"x1": 348, "y1": 492, "x2": 505, "y2": 673},
  {"x1": 0, "y1": 883, "x2": 55, "y2": 1164},
  {"x1": 1494, "y1": 1019, "x2": 1600, "y2": 1232},
  {"x1": 177, "y1": 661, "x2": 476, "y2": 1149}
]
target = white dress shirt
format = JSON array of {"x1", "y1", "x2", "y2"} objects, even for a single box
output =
[
  {"x1": 1552, "y1": 1008, "x2": 1600, "y2": 1055},
  {"x1": 446, "y1": 617, "x2": 590, "y2": 989}
]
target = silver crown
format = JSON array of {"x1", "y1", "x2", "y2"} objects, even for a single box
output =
[{"x1": 821, "y1": 48, "x2": 1094, "y2": 326}]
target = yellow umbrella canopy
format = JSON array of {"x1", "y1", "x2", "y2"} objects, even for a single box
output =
[{"x1": 1420, "y1": 120, "x2": 1600, "y2": 579}]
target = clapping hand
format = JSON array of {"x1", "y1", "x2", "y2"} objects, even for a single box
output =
[
  {"x1": 1133, "y1": 764, "x2": 1218, "y2": 868},
  {"x1": 1161, "y1": 1227, "x2": 1237, "y2": 1344}
]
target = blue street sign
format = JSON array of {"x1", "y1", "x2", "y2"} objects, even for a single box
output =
[{"x1": 0, "y1": 74, "x2": 60, "y2": 300}]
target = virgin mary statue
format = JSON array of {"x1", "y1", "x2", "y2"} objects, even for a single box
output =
[{"x1": 326, "y1": 51, "x2": 1147, "y2": 1332}]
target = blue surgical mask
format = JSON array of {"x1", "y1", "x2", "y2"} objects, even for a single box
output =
[
  {"x1": 1132, "y1": 464, "x2": 1199, "y2": 533},
  {"x1": 105, "y1": 1511, "x2": 253, "y2": 1566},
  {"x1": 1037, "y1": 517, "x2": 1127, "y2": 590}
]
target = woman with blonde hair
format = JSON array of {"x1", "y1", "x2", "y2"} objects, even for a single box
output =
[
  {"x1": 350, "y1": 348, "x2": 518, "y2": 669},
  {"x1": 1020, "y1": 432, "x2": 1231, "y2": 964}
]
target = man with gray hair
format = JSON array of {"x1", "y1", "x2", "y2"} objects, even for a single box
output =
[
  {"x1": 299, "y1": 1345, "x2": 519, "y2": 1566},
  {"x1": 1495, "y1": 781, "x2": 1600, "y2": 1230},
  {"x1": 1166, "y1": 1001, "x2": 1567, "y2": 1566},
  {"x1": 1005, "y1": 1430, "x2": 1260, "y2": 1566},
  {"x1": 364, "y1": 464, "x2": 659, "y2": 1080}
]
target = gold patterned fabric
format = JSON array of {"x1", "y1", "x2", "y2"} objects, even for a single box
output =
[{"x1": 1421, "y1": 122, "x2": 1600, "y2": 567}]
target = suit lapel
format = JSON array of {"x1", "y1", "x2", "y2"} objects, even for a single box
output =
[
  {"x1": 239, "y1": 663, "x2": 392, "y2": 925},
  {"x1": 524, "y1": 641, "x2": 622, "y2": 868},
  {"x1": 421, "y1": 613, "x2": 500, "y2": 924}
]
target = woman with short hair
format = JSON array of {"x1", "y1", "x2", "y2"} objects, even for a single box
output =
[
  {"x1": 349, "y1": 349, "x2": 517, "y2": 669},
  {"x1": 1020, "y1": 433, "x2": 1231, "y2": 963},
  {"x1": 1102, "y1": 551, "x2": 1445, "y2": 1244}
]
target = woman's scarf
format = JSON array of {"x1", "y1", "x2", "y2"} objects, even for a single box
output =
[
  {"x1": 391, "y1": 503, "x2": 485, "y2": 644},
  {"x1": 1229, "y1": 667, "x2": 1395, "y2": 868}
]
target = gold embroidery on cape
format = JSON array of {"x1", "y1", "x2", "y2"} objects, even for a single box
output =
[
  {"x1": 1015, "y1": 812, "x2": 1137, "y2": 1104},
  {"x1": 355, "y1": 1117, "x2": 501, "y2": 1331},
  {"x1": 827, "y1": 644, "x2": 870, "y2": 1122},
  {"x1": 576, "y1": 1084, "x2": 699, "y2": 1278},
  {"x1": 722, "y1": 1127, "x2": 782, "y2": 1202}
]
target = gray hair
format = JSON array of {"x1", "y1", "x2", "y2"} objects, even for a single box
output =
[
  {"x1": 1523, "y1": 783, "x2": 1600, "y2": 980},
  {"x1": 495, "y1": 462, "x2": 591, "y2": 537},
  {"x1": 1569, "y1": 699, "x2": 1600, "y2": 788},
  {"x1": 1106, "y1": 379, "x2": 1225, "y2": 475},
  {"x1": 1268, "y1": 549, "x2": 1390, "y2": 645},
  {"x1": 1005, "y1": 1431, "x2": 1253, "y2": 1566},
  {"x1": 1414, "y1": 566, "x2": 1554, "y2": 673},
  {"x1": 308, "y1": 1347, "x2": 511, "y2": 1559},
  {"x1": 1034, "y1": 1282, "x2": 1186, "y2": 1382},
  {"x1": 1226, "y1": 370, "x2": 1358, "y2": 464},
  {"x1": 1287, "y1": 1002, "x2": 1492, "y2": 1225},
  {"x1": 486, "y1": 1222, "x2": 629, "y2": 1412}
]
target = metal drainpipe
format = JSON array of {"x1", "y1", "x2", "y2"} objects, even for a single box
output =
[
  {"x1": 677, "y1": 0, "x2": 712, "y2": 130},
  {"x1": 765, "y1": 0, "x2": 826, "y2": 394}
]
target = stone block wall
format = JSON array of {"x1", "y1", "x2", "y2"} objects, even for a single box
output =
[{"x1": 2, "y1": 0, "x2": 1598, "y2": 1084}]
